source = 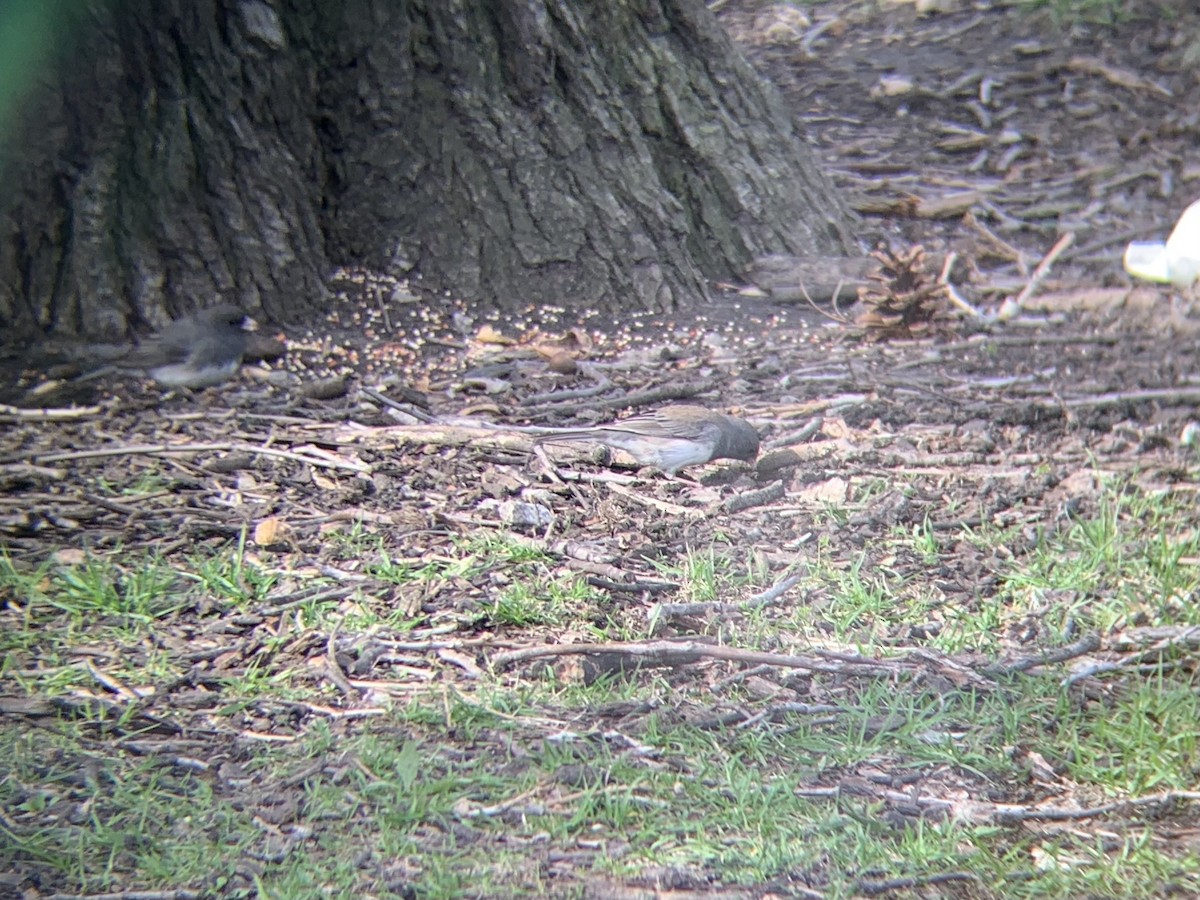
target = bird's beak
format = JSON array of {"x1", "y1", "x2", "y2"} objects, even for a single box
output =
[{"x1": 241, "y1": 315, "x2": 260, "y2": 332}]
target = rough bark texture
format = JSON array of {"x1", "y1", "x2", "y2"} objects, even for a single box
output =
[
  {"x1": 0, "y1": 0, "x2": 857, "y2": 340},
  {"x1": 318, "y1": 0, "x2": 857, "y2": 316},
  {"x1": 0, "y1": 1, "x2": 327, "y2": 339}
]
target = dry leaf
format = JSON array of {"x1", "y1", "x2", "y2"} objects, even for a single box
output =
[
  {"x1": 530, "y1": 328, "x2": 593, "y2": 353},
  {"x1": 254, "y1": 517, "x2": 287, "y2": 546},
  {"x1": 795, "y1": 477, "x2": 851, "y2": 505},
  {"x1": 474, "y1": 324, "x2": 513, "y2": 345},
  {"x1": 871, "y1": 74, "x2": 914, "y2": 98}
]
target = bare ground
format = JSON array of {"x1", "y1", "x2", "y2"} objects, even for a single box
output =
[{"x1": 5, "y1": 1, "x2": 1200, "y2": 896}]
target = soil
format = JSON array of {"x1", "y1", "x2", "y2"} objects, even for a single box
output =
[{"x1": 4, "y1": 1, "x2": 1200, "y2": 896}]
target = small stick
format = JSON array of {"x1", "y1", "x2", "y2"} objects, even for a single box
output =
[
  {"x1": 324, "y1": 622, "x2": 361, "y2": 699},
  {"x1": 0, "y1": 403, "x2": 104, "y2": 421},
  {"x1": 1011, "y1": 231, "x2": 1075, "y2": 310},
  {"x1": 936, "y1": 251, "x2": 984, "y2": 319},
  {"x1": 649, "y1": 573, "x2": 802, "y2": 626},
  {"x1": 31, "y1": 441, "x2": 371, "y2": 473},
  {"x1": 982, "y1": 632, "x2": 1100, "y2": 677},
  {"x1": 360, "y1": 388, "x2": 434, "y2": 422},
  {"x1": 991, "y1": 790, "x2": 1200, "y2": 824},
  {"x1": 491, "y1": 638, "x2": 920, "y2": 678}
]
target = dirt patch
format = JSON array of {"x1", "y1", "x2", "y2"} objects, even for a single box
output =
[{"x1": 727, "y1": 0, "x2": 1200, "y2": 283}]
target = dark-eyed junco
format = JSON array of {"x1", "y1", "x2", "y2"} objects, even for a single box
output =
[
  {"x1": 93, "y1": 304, "x2": 255, "y2": 389},
  {"x1": 535, "y1": 405, "x2": 760, "y2": 475}
]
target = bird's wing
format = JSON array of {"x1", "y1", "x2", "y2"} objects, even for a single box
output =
[
  {"x1": 115, "y1": 335, "x2": 190, "y2": 370},
  {"x1": 185, "y1": 333, "x2": 245, "y2": 367},
  {"x1": 600, "y1": 410, "x2": 715, "y2": 441}
]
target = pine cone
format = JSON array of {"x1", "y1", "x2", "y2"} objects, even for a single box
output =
[{"x1": 856, "y1": 245, "x2": 954, "y2": 340}]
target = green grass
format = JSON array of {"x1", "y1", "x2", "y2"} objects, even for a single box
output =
[
  {"x1": 0, "y1": 549, "x2": 183, "y2": 624},
  {"x1": 991, "y1": 487, "x2": 1200, "y2": 634},
  {"x1": 5, "y1": 690, "x2": 1197, "y2": 897},
  {"x1": 0, "y1": 724, "x2": 261, "y2": 893},
  {"x1": 6, "y1": 476, "x2": 1200, "y2": 896},
  {"x1": 1024, "y1": 0, "x2": 1127, "y2": 24},
  {"x1": 189, "y1": 528, "x2": 278, "y2": 606},
  {"x1": 1014, "y1": 0, "x2": 1156, "y2": 25}
]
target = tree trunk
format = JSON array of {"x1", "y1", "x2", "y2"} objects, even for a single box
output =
[
  {"x1": 0, "y1": 0, "x2": 328, "y2": 338},
  {"x1": 0, "y1": 0, "x2": 857, "y2": 340}
]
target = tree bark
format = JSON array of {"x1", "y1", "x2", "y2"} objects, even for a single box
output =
[
  {"x1": 0, "y1": 0, "x2": 857, "y2": 340},
  {"x1": 1, "y1": 0, "x2": 327, "y2": 338}
]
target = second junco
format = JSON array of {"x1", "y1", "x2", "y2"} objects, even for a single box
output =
[
  {"x1": 91, "y1": 304, "x2": 255, "y2": 389},
  {"x1": 535, "y1": 405, "x2": 760, "y2": 475}
]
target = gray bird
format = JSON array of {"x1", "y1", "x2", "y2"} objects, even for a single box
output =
[
  {"x1": 93, "y1": 304, "x2": 255, "y2": 389},
  {"x1": 535, "y1": 405, "x2": 760, "y2": 475}
]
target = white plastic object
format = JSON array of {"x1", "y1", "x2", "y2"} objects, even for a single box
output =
[
  {"x1": 1124, "y1": 198, "x2": 1200, "y2": 288},
  {"x1": 1182, "y1": 422, "x2": 1200, "y2": 448}
]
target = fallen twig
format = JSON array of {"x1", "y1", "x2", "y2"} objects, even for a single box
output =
[
  {"x1": 520, "y1": 378, "x2": 615, "y2": 407},
  {"x1": 1066, "y1": 624, "x2": 1200, "y2": 684},
  {"x1": 523, "y1": 381, "x2": 721, "y2": 419},
  {"x1": 735, "y1": 700, "x2": 844, "y2": 731},
  {"x1": 918, "y1": 333, "x2": 1119, "y2": 360},
  {"x1": 1008, "y1": 230, "x2": 1075, "y2": 313},
  {"x1": 0, "y1": 402, "x2": 103, "y2": 421},
  {"x1": 605, "y1": 482, "x2": 703, "y2": 516},
  {"x1": 721, "y1": 478, "x2": 786, "y2": 513},
  {"x1": 325, "y1": 621, "x2": 362, "y2": 699},
  {"x1": 0, "y1": 462, "x2": 67, "y2": 480},
  {"x1": 586, "y1": 576, "x2": 677, "y2": 594},
  {"x1": 858, "y1": 872, "x2": 978, "y2": 895},
  {"x1": 1066, "y1": 56, "x2": 1172, "y2": 97},
  {"x1": 30, "y1": 441, "x2": 371, "y2": 473},
  {"x1": 491, "y1": 638, "x2": 923, "y2": 678},
  {"x1": 936, "y1": 250, "x2": 985, "y2": 320},
  {"x1": 648, "y1": 572, "x2": 802, "y2": 626},
  {"x1": 991, "y1": 790, "x2": 1200, "y2": 823},
  {"x1": 995, "y1": 387, "x2": 1200, "y2": 411},
  {"x1": 982, "y1": 632, "x2": 1101, "y2": 677},
  {"x1": 965, "y1": 209, "x2": 1027, "y2": 270},
  {"x1": 360, "y1": 387, "x2": 434, "y2": 422}
]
